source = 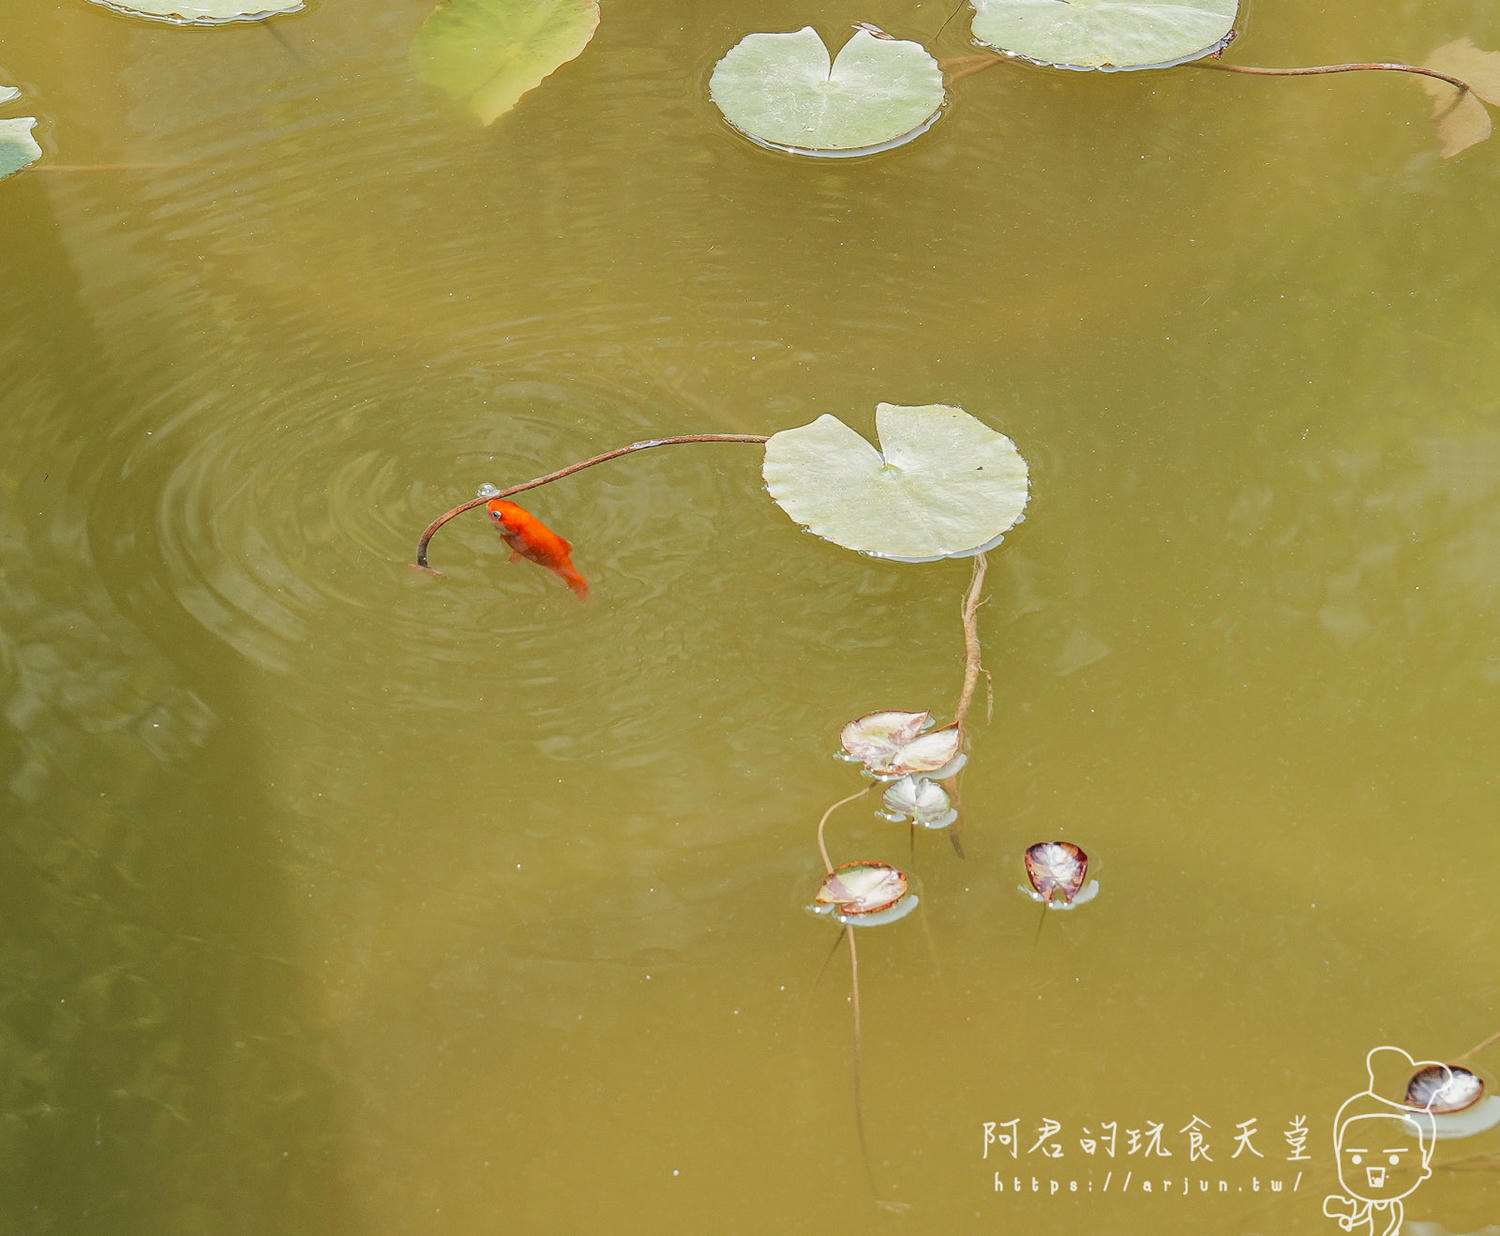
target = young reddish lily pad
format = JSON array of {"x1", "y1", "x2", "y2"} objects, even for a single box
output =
[
  {"x1": 813, "y1": 861, "x2": 919, "y2": 926},
  {"x1": 839, "y1": 710, "x2": 965, "y2": 779},
  {"x1": 1402, "y1": 1064, "x2": 1500, "y2": 1140},
  {"x1": 1406, "y1": 1065, "x2": 1485, "y2": 1115},
  {"x1": 1022, "y1": 842, "x2": 1100, "y2": 908}
]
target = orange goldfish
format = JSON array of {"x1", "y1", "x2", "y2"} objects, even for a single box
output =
[{"x1": 486, "y1": 498, "x2": 590, "y2": 600}]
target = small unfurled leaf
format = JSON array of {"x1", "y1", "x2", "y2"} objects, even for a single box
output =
[
  {"x1": 0, "y1": 86, "x2": 40, "y2": 180},
  {"x1": 1420, "y1": 39, "x2": 1500, "y2": 158},
  {"x1": 764, "y1": 404, "x2": 1029, "y2": 561},
  {"x1": 969, "y1": 0, "x2": 1237, "y2": 71},
  {"x1": 710, "y1": 27, "x2": 944, "y2": 156},
  {"x1": 879, "y1": 775, "x2": 957, "y2": 829},
  {"x1": 813, "y1": 861, "x2": 919, "y2": 926},
  {"x1": 84, "y1": 0, "x2": 301, "y2": 22},
  {"x1": 415, "y1": 0, "x2": 600, "y2": 125},
  {"x1": 839, "y1": 710, "x2": 965, "y2": 779}
]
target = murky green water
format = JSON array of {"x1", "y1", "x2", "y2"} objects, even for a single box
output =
[{"x1": 3, "y1": 0, "x2": 1499, "y2": 1231}]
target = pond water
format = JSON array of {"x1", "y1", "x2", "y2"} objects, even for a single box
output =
[{"x1": 3, "y1": 0, "x2": 1499, "y2": 1231}]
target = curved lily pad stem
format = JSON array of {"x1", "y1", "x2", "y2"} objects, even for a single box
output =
[
  {"x1": 954, "y1": 552, "x2": 989, "y2": 734},
  {"x1": 816, "y1": 785, "x2": 873, "y2": 875},
  {"x1": 1197, "y1": 59, "x2": 1473, "y2": 96},
  {"x1": 413, "y1": 433, "x2": 769, "y2": 570}
]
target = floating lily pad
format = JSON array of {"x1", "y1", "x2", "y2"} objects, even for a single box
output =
[
  {"x1": 710, "y1": 27, "x2": 944, "y2": 156},
  {"x1": 415, "y1": 0, "x2": 600, "y2": 125},
  {"x1": 0, "y1": 87, "x2": 40, "y2": 181},
  {"x1": 839, "y1": 710, "x2": 966, "y2": 779},
  {"x1": 1021, "y1": 841, "x2": 1100, "y2": 908},
  {"x1": 970, "y1": 0, "x2": 1238, "y2": 71},
  {"x1": 1419, "y1": 39, "x2": 1500, "y2": 158},
  {"x1": 1407, "y1": 1065, "x2": 1485, "y2": 1115},
  {"x1": 879, "y1": 775, "x2": 957, "y2": 829},
  {"x1": 84, "y1": 0, "x2": 302, "y2": 23},
  {"x1": 764, "y1": 404, "x2": 1029, "y2": 561},
  {"x1": 813, "y1": 861, "x2": 919, "y2": 926}
]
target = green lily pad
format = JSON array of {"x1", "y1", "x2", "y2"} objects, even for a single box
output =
[
  {"x1": 415, "y1": 0, "x2": 600, "y2": 125},
  {"x1": 84, "y1": 0, "x2": 302, "y2": 23},
  {"x1": 710, "y1": 27, "x2": 944, "y2": 157},
  {"x1": 763, "y1": 404, "x2": 1029, "y2": 561},
  {"x1": 1, "y1": 87, "x2": 40, "y2": 181},
  {"x1": 970, "y1": 0, "x2": 1238, "y2": 71}
]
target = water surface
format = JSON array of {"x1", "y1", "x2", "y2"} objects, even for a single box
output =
[{"x1": 2, "y1": 0, "x2": 1498, "y2": 1231}]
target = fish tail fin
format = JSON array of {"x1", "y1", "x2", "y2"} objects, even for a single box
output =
[{"x1": 562, "y1": 567, "x2": 590, "y2": 600}]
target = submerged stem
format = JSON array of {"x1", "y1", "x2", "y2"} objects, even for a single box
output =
[
  {"x1": 846, "y1": 927, "x2": 877, "y2": 1198},
  {"x1": 942, "y1": 53, "x2": 1009, "y2": 86},
  {"x1": 816, "y1": 785, "x2": 873, "y2": 875},
  {"x1": 845, "y1": 923, "x2": 907, "y2": 1213},
  {"x1": 413, "y1": 433, "x2": 769, "y2": 570},
  {"x1": 1198, "y1": 59, "x2": 1473, "y2": 95}
]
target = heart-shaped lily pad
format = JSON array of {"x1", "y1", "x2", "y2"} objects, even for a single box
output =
[
  {"x1": 84, "y1": 0, "x2": 302, "y2": 22},
  {"x1": 710, "y1": 27, "x2": 944, "y2": 156},
  {"x1": 415, "y1": 0, "x2": 600, "y2": 125},
  {"x1": 970, "y1": 0, "x2": 1238, "y2": 71},
  {"x1": 764, "y1": 404, "x2": 1029, "y2": 561},
  {"x1": 1, "y1": 86, "x2": 40, "y2": 180}
]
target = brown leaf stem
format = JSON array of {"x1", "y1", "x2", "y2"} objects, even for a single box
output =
[
  {"x1": 413, "y1": 433, "x2": 769, "y2": 570},
  {"x1": 1197, "y1": 59, "x2": 1473, "y2": 95},
  {"x1": 816, "y1": 785, "x2": 874, "y2": 876},
  {"x1": 954, "y1": 552, "x2": 989, "y2": 734}
]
